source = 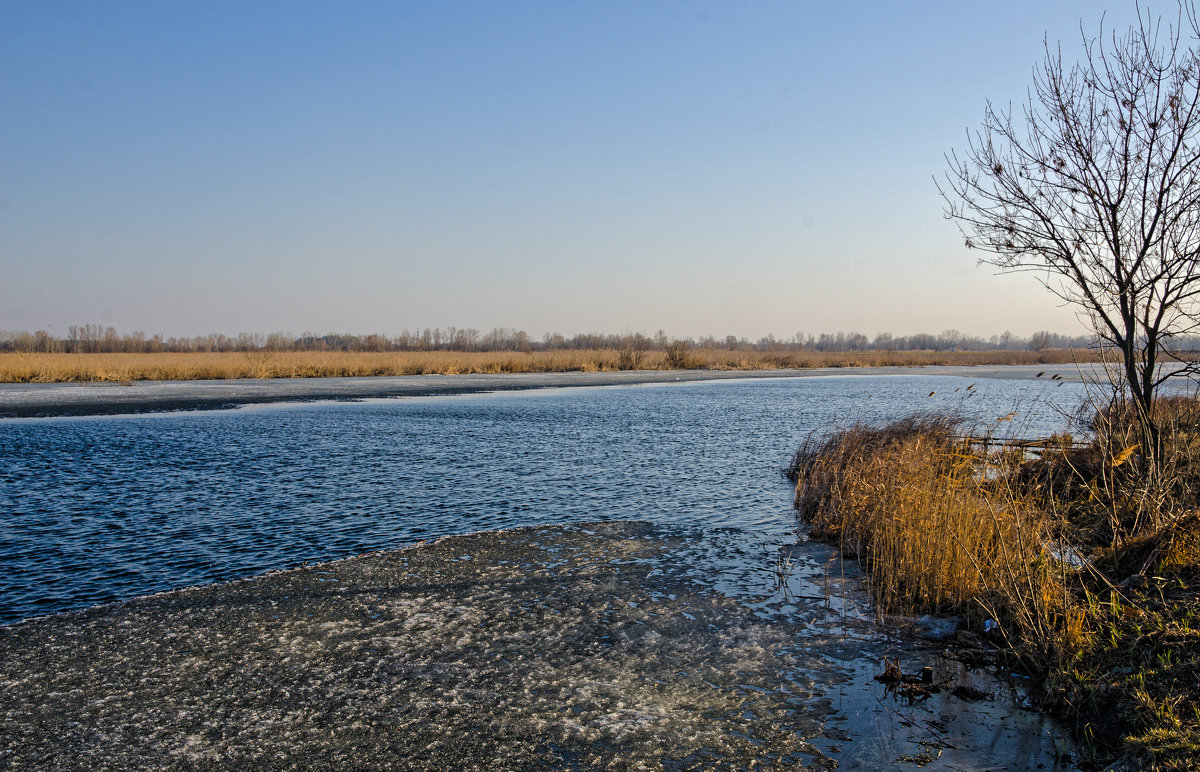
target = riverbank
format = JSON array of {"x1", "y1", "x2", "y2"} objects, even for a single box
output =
[
  {"x1": 0, "y1": 521, "x2": 1075, "y2": 770},
  {"x1": 0, "y1": 348, "x2": 1098, "y2": 385},
  {"x1": 0, "y1": 364, "x2": 1101, "y2": 419},
  {"x1": 787, "y1": 404, "x2": 1200, "y2": 770}
]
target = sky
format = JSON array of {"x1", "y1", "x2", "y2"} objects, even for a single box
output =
[{"x1": 0, "y1": 1, "x2": 1156, "y2": 340}]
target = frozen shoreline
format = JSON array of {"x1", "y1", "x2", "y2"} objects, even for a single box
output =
[
  {"x1": 0, "y1": 521, "x2": 1075, "y2": 769},
  {"x1": 0, "y1": 364, "x2": 1100, "y2": 418}
]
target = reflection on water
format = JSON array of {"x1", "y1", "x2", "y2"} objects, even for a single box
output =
[{"x1": 0, "y1": 374, "x2": 1086, "y2": 624}]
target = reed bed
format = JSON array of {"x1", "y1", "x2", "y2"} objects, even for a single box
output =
[
  {"x1": 787, "y1": 415, "x2": 1078, "y2": 657},
  {"x1": 0, "y1": 351, "x2": 619, "y2": 383},
  {"x1": 789, "y1": 404, "x2": 1200, "y2": 768},
  {"x1": 0, "y1": 348, "x2": 1096, "y2": 383}
]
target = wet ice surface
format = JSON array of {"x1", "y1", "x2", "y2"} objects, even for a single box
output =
[
  {"x1": 0, "y1": 522, "x2": 1076, "y2": 770},
  {"x1": 0, "y1": 365, "x2": 1102, "y2": 419}
]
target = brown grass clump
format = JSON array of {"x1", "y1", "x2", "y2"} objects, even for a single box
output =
[
  {"x1": 0, "y1": 347, "x2": 1101, "y2": 383},
  {"x1": 787, "y1": 415, "x2": 1078, "y2": 662},
  {"x1": 1012, "y1": 395, "x2": 1200, "y2": 547},
  {"x1": 789, "y1": 402, "x2": 1200, "y2": 768}
]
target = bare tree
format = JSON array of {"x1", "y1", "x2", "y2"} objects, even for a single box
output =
[
  {"x1": 941, "y1": 2, "x2": 1200, "y2": 469},
  {"x1": 616, "y1": 333, "x2": 649, "y2": 370}
]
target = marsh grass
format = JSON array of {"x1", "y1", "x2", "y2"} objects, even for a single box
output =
[
  {"x1": 1057, "y1": 395, "x2": 1200, "y2": 541},
  {"x1": 0, "y1": 351, "x2": 622, "y2": 382},
  {"x1": 0, "y1": 348, "x2": 1097, "y2": 383},
  {"x1": 789, "y1": 403, "x2": 1200, "y2": 768},
  {"x1": 787, "y1": 416, "x2": 1077, "y2": 658}
]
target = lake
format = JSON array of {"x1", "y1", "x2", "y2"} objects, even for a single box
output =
[
  {"x1": 0, "y1": 371, "x2": 1092, "y2": 769},
  {"x1": 0, "y1": 372, "x2": 1088, "y2": 625}
]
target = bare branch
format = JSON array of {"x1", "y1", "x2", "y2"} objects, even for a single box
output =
[{"x1": 940, "y1": 1, "x2": 1200, "y2": 468}]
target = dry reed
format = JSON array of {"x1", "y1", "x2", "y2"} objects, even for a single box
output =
[
  {"x1": 789, "y1": 405, "x2": 1200, "y2": 768},
  {"x1": 0, "y1": 348, "x2": 1099, "y2": 384},
  {"x1": 788, "y1": 416, "x2": 1079, "y2": 661}
]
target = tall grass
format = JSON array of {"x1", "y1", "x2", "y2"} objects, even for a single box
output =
[
  {"x1": 1008, "y1": 394, "x2": 1200, "y2": 545},
  {"x1": 787, "y1": 415, "x2": 1080, "y2": 662},
  {"x1": 0, "y1": 347, "x2": 1099, "y2": 383},
  {"x1": 789, "y1": 403, "x2": 1200, "y2": 768},
  {"x1": 0, "y1": 351, "x2": 621, "y2": 382}
]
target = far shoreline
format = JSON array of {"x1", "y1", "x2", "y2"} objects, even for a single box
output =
[{"x1": 0, "y1": 364, "x2": 1101, "y2": 419}]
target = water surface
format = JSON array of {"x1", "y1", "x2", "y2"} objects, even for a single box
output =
[{"x1": 0, "y1": 374, "x2": 1086, "y2": 624}]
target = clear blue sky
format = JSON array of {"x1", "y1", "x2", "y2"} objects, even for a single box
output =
[{"x1": 0, "y1": 1, "x2": 1149, "y2": 340}]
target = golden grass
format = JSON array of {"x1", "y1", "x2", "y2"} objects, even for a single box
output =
[
  {"x1": 789, "y1": 407, "x2": 1200, "y2": 768},
  {"x1": 788, "y1": 416, "x2": 1077, "y2": 657},
  {"x1": 0, "y1": 351, "x2": 620, "y2": 382},
  {"x1": 0, "y1": 347, "x2": 1098, "y2": 383}
]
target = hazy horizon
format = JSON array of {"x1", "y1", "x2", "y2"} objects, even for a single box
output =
[
  {"x1": 1, "y1": 2, "x2": 1145, "y2": 340},
  {"x1": 0, "y1": 322, "x2": 1098, "y2": 346},
  {"x1": 1, "y1": 323, "x2": 1093, "y2": 351}
]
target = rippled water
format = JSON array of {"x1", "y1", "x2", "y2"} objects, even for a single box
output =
[{"x1": 0, "y1": 374, "x2": 1087, "y2": 624}]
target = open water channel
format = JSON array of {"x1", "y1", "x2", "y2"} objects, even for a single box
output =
[{"x1": 0, "y1": 372, "x2": 1091, "y2": 769}]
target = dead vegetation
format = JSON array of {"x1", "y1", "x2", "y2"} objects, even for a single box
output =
[
  {"x1": 0, "y1": 348, "x2": 1099, "y2": 384},
  {"x1": 787, "y1": 398, "x2": 1200, "y2": 769}
]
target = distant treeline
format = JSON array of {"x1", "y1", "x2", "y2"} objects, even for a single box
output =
[{"x1": 0, "y1": 324, "x2": 1098, "y2": 355}]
